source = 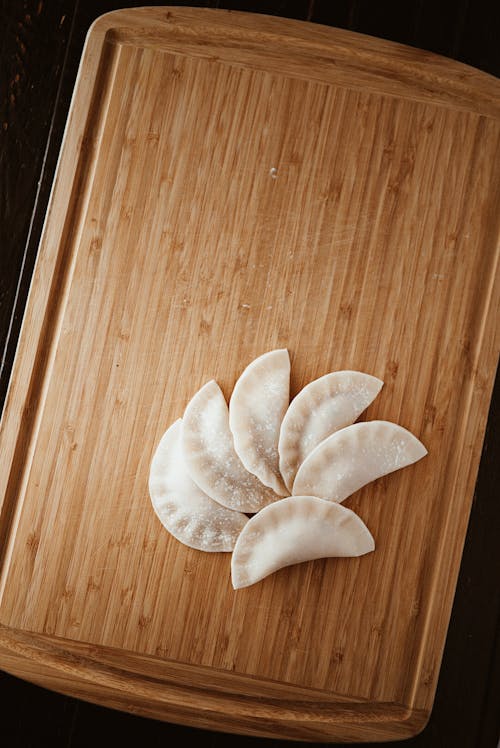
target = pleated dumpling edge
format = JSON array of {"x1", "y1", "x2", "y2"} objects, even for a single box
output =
[
  {"x1": 229, "y1": 349, "x2": 290, "y2": 497},
  {"x1": 231, "y1": 495, "x2": 375, "y2": 589},
  {"x1": 149, "y1": 420, "x2": 248, "y2": 552},
  {"x1": 278, "y1": 370, "x2": 384, "y2": 493},
  {"x1": 182, "y1": 379, "x2": 279, "y2": 513},
  {"x1": 293, "y1": 420, "x2": 427, "y2": 503}
]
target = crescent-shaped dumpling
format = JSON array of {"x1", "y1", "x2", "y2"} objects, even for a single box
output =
[
  {"x1": 149, "y1": 420, "x2": 248, "y2": 552},
  {"x1": 293, "y1": 420, "x2": 427, "y2": 503},
  {"x1": 278, "y1": 371, "x2": 383, "y2": 492},
  {"x1": 229, "y1": 349, "x2": 290, "y2": 496},
  {"x1": 231, "y1": 495, "x2": 374, "y2": 589},
  {"x1": 182, "y1": 380, "x2": 278, "y2": 513}
]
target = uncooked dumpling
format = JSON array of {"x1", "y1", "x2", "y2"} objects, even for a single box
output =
[
  {"x1": 149, "y1": 420, "x2": 248, "y2": 552},
  {"x1": 278, "y1": 371, "x2": 383, "y2": 492},
  {"x1": 231, "y1": 495, "x2": 374, "y2": 589},
  {"x1": 182, "y1": 380, "x2": 278, "y2": 513},
  {"x1": 229, "y1": 349, "x2": 290, "y2": 496},
  {"x1": 293, "y1": 420, "x2": 427, "y2": 503}
]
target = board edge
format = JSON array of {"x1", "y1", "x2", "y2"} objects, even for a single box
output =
[
  {"x1": 90, "y1": 6, "x2": 500, "y2": 118},
  {"x1": 0, "y1": 623, "x2": 430, "y2": 742}
]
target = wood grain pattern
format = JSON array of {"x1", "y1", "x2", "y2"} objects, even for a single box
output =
[
  {"x1": 0, "y1": 7, "x2": 499, "y2": 742},
  {"x1": 0, "y1": 624, "x2": 428, "y2": 742}
]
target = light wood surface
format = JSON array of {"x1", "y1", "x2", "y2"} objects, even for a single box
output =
[{"x1": 0, "y1": 7, "x2": 498, "y2": 742}]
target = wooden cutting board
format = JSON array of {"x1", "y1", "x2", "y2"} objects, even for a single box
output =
[{"x1": 0, "y1": 7, "x2": 498, "y2": 743}]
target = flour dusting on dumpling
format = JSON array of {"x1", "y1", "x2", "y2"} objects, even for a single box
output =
[
  {"x1": 182, "y1": 380, "x2": 278, "y2": 513},
  {"x1": 149, "y1": 420, "x2": 248, "y2": 552},
  {"x1": 229, "y1": 349, "x2": 290, "y2": 496},
  {"x1": 279, "y1": 371, "x2": 383, "y2": 492},
  {"x1": 293, "y1": 420, "x2": 427, "y2": 503},
  {"x1": 231, "y1": 495, "x2": 374, "y2": 588}
]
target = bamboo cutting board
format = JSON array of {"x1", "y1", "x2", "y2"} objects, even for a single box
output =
[{"x1": 0, "y1": 7, "x2": 499, "y2": 743}]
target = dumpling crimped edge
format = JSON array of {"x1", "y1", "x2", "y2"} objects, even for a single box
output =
[
  {"x1": 293, "y1": 420, "x2": 427, "y2": 502},
  {"x1": 229, "y1": 349, "x2": 290, "y2": 496},
  {"x1": 231, "y1": 495, "x2": 375, "y2": 589},
  {"x1": 278, "y1": 370, "x2": 383, "y2": 492},
  {"x1": 149, "y1": 419, "x2": 248, "y2": 552}
]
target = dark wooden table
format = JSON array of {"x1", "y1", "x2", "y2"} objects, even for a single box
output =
[{"x1": 1, "y1": 2, "x2": 499, "y2": 746}]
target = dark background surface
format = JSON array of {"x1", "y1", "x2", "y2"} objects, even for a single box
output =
[{"x1": 1, "y1": 1, "x2": 499, "y2": 746}]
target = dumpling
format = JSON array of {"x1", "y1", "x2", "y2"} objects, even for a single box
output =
[
  {"x1": 229, "y1": 349, "x2": 290, "y2": 496},
  {"x1": 278, "y1": 371, "x2": 383, "y2": 492},
  {"x1": 182, "y1": 380, "x2": 278, "y2": 513},
  {"x1": 149, "y1": 419, "x2": 248, "y2": 552},
  {"x1": 231, "y1": 495, "x2": 374, "y2": 589},
  {"x1": 292, "y1": 420, "x2": 427, "y2": 503}
]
